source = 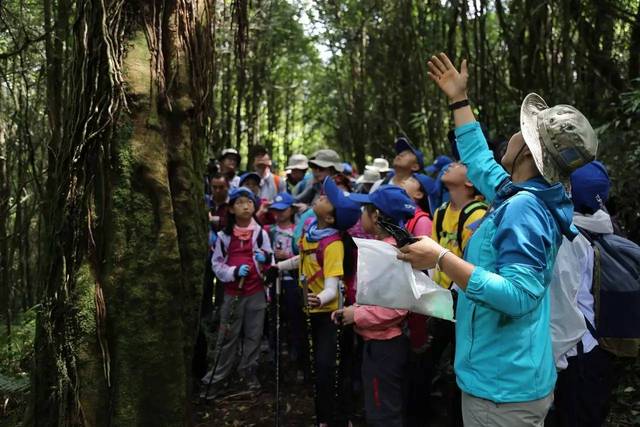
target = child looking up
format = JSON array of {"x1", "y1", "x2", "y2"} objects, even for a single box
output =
[
  {"x1": 333, "y1": 185, "x2": 417, "y2": 427},
  {"x1": 202, "y1": 187, "x2": 272, "y2": 397},
  {"x1": 272, "y1": 176, "x2": 361, "y2": 427}
]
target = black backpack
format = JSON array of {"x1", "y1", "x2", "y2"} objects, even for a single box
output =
[{"x1": 579, "y1": 228, "x2": 640, "y2": 357}]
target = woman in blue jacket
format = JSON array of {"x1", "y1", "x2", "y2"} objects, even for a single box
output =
[{"x1": 398, "y1": 53, "x2": 598, "y2": 426}]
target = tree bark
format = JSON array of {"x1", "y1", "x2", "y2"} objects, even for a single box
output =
[{"x1": 32, "y1": 0, "x2": 212, "y2": 424}]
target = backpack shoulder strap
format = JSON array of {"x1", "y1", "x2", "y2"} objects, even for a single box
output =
[
  {"x1": 457, "y1": 200, "x2": 488, "y2": 249},
  {"x1": 406, "y1": 209, "x2": 430, "y2": 235},
  {"x1": 434, "y1": 202, "x2": 449, "y2": 242},
  {"x1": 307, "y1": 233, "x2": 342, "y2": 285},
  {"x1": 256, "y1": 228, "x2": 264, "y2": 248},
  {"x1": 315, "y1": 233, "x2": 342, "y2": 268},
  {"x1": 219, "y1": 233, "x2": 229, "y2": 258}
]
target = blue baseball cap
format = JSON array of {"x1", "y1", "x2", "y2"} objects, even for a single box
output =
[
  {"x1": 322, "y1": 176, "x2": 361, "y2": 231},
  {"x1": 570, "y1": 161, "x2": 610, "y2": 214},
  {"x1": 229, "y1": 186, "x2": 258, "y2": 206},
  {"x1": 239, "y1": 172, "x2": 261, "y2": 187},
  {"x1": 395, "y1": 137, "x2": 425, "y2": 170},
  {"x1": 270, "y1": 192, "x2": 295, "y2": 210},
  {"x1": 413, "y1": 173, "x2": 436, "y2": 196},
  {"x1": 349, "y1": 185, "x2": 416, "y2": 226},
  {"x1": 426, "y1": 155, "x2": 453, "y2": 175}
]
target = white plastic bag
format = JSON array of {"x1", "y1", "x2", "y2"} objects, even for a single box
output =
[{"x1": 353, "y1": 238, "x2": 454, "y2": 320}]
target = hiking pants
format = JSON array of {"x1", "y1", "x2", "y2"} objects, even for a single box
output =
[
  {"x1": 424, "y1": 316, "x2": 463, "y2": 427},
  {"x1": 201, "y1": 291, "x2": 266, "y2": 385},
  {"x1": 550, "y1": 346, "x2": 615, "y2": 427},
  {"x1": 461, "y1": 391, "x2": 553, "y2": 427},
  {"x1": 362, "y1": 335, "x2": 409, "y2": 427},
  {"x1": 283, "y1": 277, "x2": 305, "y2": 363},
  {"x1": 310, "y1": 312, "x2": 338, "y2": 425}
]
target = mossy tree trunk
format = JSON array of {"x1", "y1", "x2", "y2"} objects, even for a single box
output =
[{"x1": 32, "y1": 1, "x2": 215, "y2": 425}]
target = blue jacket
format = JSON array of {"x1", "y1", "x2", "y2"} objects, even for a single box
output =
[{"x1": 454, "y1": 122, "x2": 577, "y2": 403}]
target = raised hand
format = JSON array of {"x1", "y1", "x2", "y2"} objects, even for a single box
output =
[{"x1": 427, "y1": 53, "x2": 469, "y2": 102}]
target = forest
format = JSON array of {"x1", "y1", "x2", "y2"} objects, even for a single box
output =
[{"x1": 1, "y1": 0, "x2": 640, "y2": 426}]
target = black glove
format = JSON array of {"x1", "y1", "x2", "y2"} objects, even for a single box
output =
[{"x1": 265, "y1": 265, "x2": 280, "y2": 284}]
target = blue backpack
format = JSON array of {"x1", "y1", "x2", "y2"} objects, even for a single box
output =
[{"x1": 579, "y1": 228, "x2": 640, "y2": 357}]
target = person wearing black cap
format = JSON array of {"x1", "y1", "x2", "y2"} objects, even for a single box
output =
[
  {"x1": 219, "y1": 148, "x2": 242, "y2": 189},
  {"x1": 370, "y1": 137, "x2": 425, "y2": 193}
]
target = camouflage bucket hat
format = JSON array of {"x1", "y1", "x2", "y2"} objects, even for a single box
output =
[{"x1": 520, "y1": 93, "x2": 598, "y2": 187}]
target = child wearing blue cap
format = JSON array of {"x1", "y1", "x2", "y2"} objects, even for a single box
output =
[
  {"x1": 399, "y1": 174, "x2": 436, "y2": 425},
  {"x1": 271, "y1": 177, "x2": 360, "y2": 426},
  {"x1": 370, "y1": 137, "x2": 425, "y2": 193},
  {"x1": 265, "y1": 192, "x2": 305, "y2": 380},
  {"x1": 332, "y1": 185, "x2": 416, "y2": 427},
  {"x1": 203, "y1": 187, "x2": 273, "y2": 396}
]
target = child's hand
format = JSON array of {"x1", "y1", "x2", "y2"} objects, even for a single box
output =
[
  {"x1": 332, "y1": 306, "x2": 355, "y2": 326},
  {"x1": 307, "y1": 293, "x2": 322, "y2": 308},
  {"x1": 254, "y1": 250, "x2": 266, "y2": 263},
  {"x1": 237, "y1": 264, "x2": 250, "y2": 278}
]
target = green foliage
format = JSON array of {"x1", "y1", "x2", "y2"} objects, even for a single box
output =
[
  {"x1": 0, "y1": 307, "x2": 36, "y2": 420},
  {"x1": 0, "y1": 307, "x2": 36, "y2": 379},
  {"x1": 596, "y1": 83, "x2": 640, "y2": 240}
]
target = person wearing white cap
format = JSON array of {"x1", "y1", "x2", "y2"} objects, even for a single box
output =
[
  {"x1": 294, "y1": 149, "x2": 344, "y2": 205},
  {"x1": 367, "y1": 158, "x2": 391, "y2": 178},
  {"x1": 354, "y1": 167, "x2": 381, "y2": 194},
  {"x1": 398, "y1": 53, "x2": 598, "y2": 426},
  {"x1": 285, "y1": 153, "x2": 311, "y2": 197}
]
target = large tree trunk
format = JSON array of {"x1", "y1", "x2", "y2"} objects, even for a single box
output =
[{"x1": 32, "y1": 0, "x2": 212, "y2": 425}]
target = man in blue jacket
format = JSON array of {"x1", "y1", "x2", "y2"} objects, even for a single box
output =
[{"x1": 398, "y1": 53, "x2": 598, "y2": 426}]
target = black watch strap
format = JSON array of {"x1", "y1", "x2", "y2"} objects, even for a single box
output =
[{"x1": 449, "y1": 99, "x2": 470, "y2": 111}]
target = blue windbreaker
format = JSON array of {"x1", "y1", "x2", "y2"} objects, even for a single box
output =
[{"x1": 454, "y1": 121, "x2": 577, "y2": 403}]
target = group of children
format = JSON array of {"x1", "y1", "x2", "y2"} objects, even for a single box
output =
[
  {"x1": 199, "y1": 137, "x2": 480, "y2": 427},
  {"x1": 194, "y1": 52, "x2": 640, "y2": 427}
]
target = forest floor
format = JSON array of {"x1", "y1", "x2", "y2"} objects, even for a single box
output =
[
  {"x1": 192, "y1": 341, "x2": 640, "y2": 427},
  {"x1": 1, "y1": 309, "x2": 639, "y2": 426},
  {"x1": 192, "y1": 306, "x2": 640, "y2": 427},
  {"x1": 192, "y1": 340, "x2": 453, "y2": 427}
]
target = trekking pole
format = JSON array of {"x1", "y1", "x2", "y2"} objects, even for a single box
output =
[
  {"x1": 201, "y1": 276, "x2": 245, "y2": 403},
  {"x1": 333, "y1": 280, "x2": 345, "y2": 424},
  {"x1": 301, "y1": 274, "x2": 319, "y2": 426},
  {"x1": 274, "y1": 272, "x2": 281, "y2": 427}
]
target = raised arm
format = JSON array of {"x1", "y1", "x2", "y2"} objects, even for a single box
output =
[{"x1": 427, "y1": 53, "x2": 509, "y2": 202}]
